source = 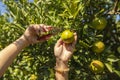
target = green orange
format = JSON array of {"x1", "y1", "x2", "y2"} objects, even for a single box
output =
[
  {"x1": 91, "y1": 17, "x2": 107, "y2": 30},
  {"x1": 30, "y1": 74, "x2": 38, "y2": 80},
  {"x1": 90, "y1": 60, "x2": 104, "y2": 73},
  {"x1": 61, "y1": 30, "x2": 74, "y2": 44},
  {"x1": 92, "y1": 41, "x2": 105, "y2": 54}
]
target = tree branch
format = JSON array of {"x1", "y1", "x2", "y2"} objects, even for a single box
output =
[{"x1": 108, "y1": 0, "x2": 120, "y2": 14}]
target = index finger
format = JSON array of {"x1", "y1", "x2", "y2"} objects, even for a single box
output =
[
  {"x1": 55, "y1": 38, "x2": 63, "y2": 47},
  {"x1": 39, "y1": 24, "x2": 53, "y2": 32},
  {"x1": 71, "y1": 32, "x2": 77, "y2": 47}
]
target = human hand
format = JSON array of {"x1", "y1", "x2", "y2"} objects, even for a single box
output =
[
  {"x1": 22, "y1": 24, "x2": 52, "y2": 45},
  {"x1": 54, "y1": 33, "x2": 77, "y2": 62}
]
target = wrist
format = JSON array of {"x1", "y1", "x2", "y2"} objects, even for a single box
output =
[
  {"x1": 55, "y1": 58, "x2": 69, "y2": 73},
  {"x1": 21, "y1": 35, "x2": 31, "y2": 45},
  {"x1": 55, "y1": 58, "x2": 68, "y2": 68},
  {"x1": 14, "y1": 35, "x2": 30, "y2": 47}
]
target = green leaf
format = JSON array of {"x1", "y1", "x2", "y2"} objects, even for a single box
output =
[
  {"x1": 107, "y1": 55, "x2": 120, "y2": 62},
  {"x1": 117, "y1": 46, "x2": 120, "y2": 53},
  {"x1": 79, "y1": 40, "x2": 90, "y2": 49},
  {"x1": 113, "y1": 70, "x2": 120, "y2": 77},
  {"x1": 105, "y1": 63, "x2": 113, "y2": 73}
]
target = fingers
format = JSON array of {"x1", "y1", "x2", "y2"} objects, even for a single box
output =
[
  {"x1": 39, "y1": 24, "x2": 52, "y2": 32},
  {"x1": 55, "y1": 38, "x2": 63, "y2": 47},
  {"x1": 37, "y1": 34, "x2": 52, "y2": 42},
  {"x1": 62, "y1": 32, "x2": 77, "y2": 52},
  {"x1": 54, "y1": 38, "x2": 63, "y2": 57},
  {"x1": 71, "y1": 32, "x2": 77, "y2": 48},
  {"x1": 29, "y1": 24, "x2": 52, "y2": 35},
  {"x1": 28, "y1": 24, "x2": 53, "y2": 42},
  {"x1": 27, "y1": 24, "x2": 77, "y2": 45}
]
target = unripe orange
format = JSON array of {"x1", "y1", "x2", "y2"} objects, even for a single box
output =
[
  {"x1": 92, "y1": 41, "x2": 105, "y2": 54},
  {"x1": 90, "y1": 60, "x2": 104, "y2": 73},
  {"x1": 91, "y1": 17, "x2": 107, "y2": 30},
  {"x1": 61, "y1": 30, "x2": 74, "y2": 44}
]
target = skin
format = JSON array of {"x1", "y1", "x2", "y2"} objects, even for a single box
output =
[
  {"x1": 54, "y1": 33, "x2": 77, "y2": 80},
  {"x1": 0, "y1": 24, "x2": 77, "y2": 80},
  {"x1": 0, "y1": 24, "x2": 52, "y2": 77}
]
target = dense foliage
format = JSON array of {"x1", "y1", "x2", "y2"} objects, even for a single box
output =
[{"x1": 0, "y1": 0, "x2": 120, "y2": 80}]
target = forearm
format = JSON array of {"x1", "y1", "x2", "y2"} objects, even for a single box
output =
[
  {"x1": 0, "y1": 35, "x2": 29, "y2": 77},
  {"x1": 55, "y1": 58, "x2": 69, "y2": 80},
  {"x1": 55, "y1": 71, "x2": 68, "y2": 80}
]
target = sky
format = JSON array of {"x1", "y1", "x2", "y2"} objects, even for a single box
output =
[
  {"x1": 0, "y1": 0, "x2": 33, "y2": 15},
  {"x1": 116, "y1": 15, "x2": 120, "y2": 21},
  {"x1": 0, "y1": 1, "x2": 7, "y2": 15}
]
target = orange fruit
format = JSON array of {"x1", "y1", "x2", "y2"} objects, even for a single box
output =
[
  {"x1": 61, "y1": 30, "x2": 74, "y2": 44},
  {"x1": 90, "y1": 60, "x2": 104, "y2": 73},
  {"x1": 30, "y1": 74, "x2": 37, "y2": 80},
  {"x1": 92, "y1": 41, "x2": 105, "y2": 54},
  {"x1": 91, "y1": 17, "x2": 107, "y2": 30}
]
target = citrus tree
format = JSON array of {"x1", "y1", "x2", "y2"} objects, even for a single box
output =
[{"x1": 0, "y1": 0, "x2": 120, "y2": 80}]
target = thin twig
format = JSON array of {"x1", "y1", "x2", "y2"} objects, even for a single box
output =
[{"x1": 108, "y1": 0, "x2": 120, "y2": 14}]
